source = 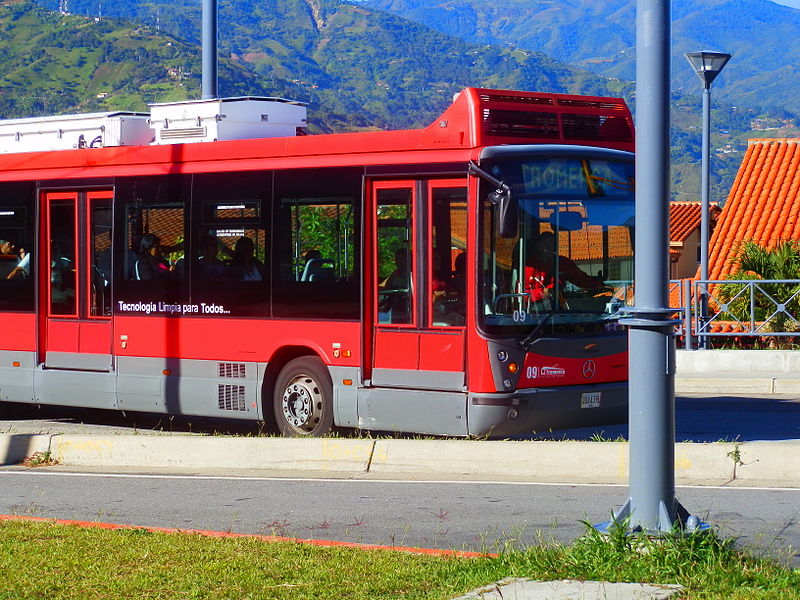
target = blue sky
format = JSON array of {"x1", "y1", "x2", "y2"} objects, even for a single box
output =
[{"x1": 773, "y1": 0, "x2": 800, "y2": 8}]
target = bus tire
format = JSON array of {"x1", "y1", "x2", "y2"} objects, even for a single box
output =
[{"x1": 273, "y1": 356, "x2": 334, "y2": 437}]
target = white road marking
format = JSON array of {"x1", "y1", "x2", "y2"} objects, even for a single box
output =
[{"x1": 0, "y1": 469, "x2": 797, "y2": 492}]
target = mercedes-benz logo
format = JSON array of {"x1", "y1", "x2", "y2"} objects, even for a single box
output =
[{"x1": 582, "y1": 360, "x2": 596, "y2": 379}]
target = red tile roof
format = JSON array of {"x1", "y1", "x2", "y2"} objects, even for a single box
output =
[
  {"x1": 669, "y1": 201, "x2": 720, "y2": 244},
  {"x1": 709, "y1": 139, "x2": 800, "y2": 280}
]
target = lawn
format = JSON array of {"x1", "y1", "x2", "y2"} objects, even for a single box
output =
[{"x1": 0, "y1": 518, "x2": 798, "y2": 599}]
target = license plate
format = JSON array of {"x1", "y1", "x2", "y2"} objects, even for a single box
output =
[{"x1": 580, "y1": 392, "x2": 601, "y2": 409}]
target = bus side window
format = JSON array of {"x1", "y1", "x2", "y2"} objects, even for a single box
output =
[
  {"x1": 271, "y1": 167, "x2": 361, "y2": 320},
  {"x1": 0, "y1": 182, "x2": 35, "y2": 312},
  {"x1": 191, "y1": 171, "x2": 271, "y2": 317},
  {"x1": 115, "y1": 176, "x2": 188, "y2": 308}
]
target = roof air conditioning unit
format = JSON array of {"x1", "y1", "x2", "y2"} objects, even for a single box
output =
[{"x1": 149, "y1": 97, "x2": 308, "y2": 145}]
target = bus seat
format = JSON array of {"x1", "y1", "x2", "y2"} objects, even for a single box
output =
[{"x1": 301, "y1": 258, "x2": 335, "y2": 281}]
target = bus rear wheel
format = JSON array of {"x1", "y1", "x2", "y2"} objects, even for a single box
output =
[{"x1": 273, "y1": 357, "x2": 334, "y2": 437}]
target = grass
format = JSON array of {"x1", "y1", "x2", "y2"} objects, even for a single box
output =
[{"x1": 0, "y1": 519, "x2": 798, "y2": 599}]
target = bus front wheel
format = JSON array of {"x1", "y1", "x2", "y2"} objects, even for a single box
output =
[{"x1": 273, "y1": 357, "x2": 334, "y2": 437}]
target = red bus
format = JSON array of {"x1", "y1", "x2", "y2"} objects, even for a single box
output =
[{"x1": 0, "y1": 88, "x2": 634, "y2": 437}]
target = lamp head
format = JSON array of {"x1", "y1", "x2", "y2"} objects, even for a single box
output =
[{"x1": 685, "y1": 51, "x2": 731, "y2": 89}]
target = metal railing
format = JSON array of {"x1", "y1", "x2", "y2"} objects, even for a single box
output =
[{"x1": 669, "y1": 279, "x2": 800, "y2": 349}]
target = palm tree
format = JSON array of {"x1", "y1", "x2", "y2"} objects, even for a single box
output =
[{"x1": 717, "y1": 240, "x2": 800, "y2": 346}]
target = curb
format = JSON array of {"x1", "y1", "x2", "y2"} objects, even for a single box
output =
[
  {"x1": 0, "y1": 514, "x2": 489, "y2": 558},
  {"x1": 2, "y1": 433, "x2": 798, "y2": 487},
  {"x1": 675, "y1": 376, "x2": 800, "y2": 394}
]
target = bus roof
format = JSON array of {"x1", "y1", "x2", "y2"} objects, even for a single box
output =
[{"x1": 0, "y1": 88, "x2": 633, "y2": 181}]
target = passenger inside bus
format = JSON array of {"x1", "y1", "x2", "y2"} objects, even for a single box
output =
[
  {"x1": 379, "y1": 247, "x2": 411, "y2": 323},
  {"x1": 195, "y1": 234, "x2": 226, "y2": 282},
  {"x1": 227, "y1": 236, "x2": 265, "y2": 281},
  {"x1": 134, "y1": 234, "x2": 171, "y2": 281},
  {"x1": 432, "y1": 251, "x2": 466, "y2": 326},
  {"x1": 0, "y1": 239, "x2": 29, "y2": 279}
]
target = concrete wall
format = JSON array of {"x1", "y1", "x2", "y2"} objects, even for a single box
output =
[
  {"x1": 677, "y1": 349, "x2": 800, "y2": 374},
  {"x1": 676, "y1": 349, "x2": 800, "y2": 393}
]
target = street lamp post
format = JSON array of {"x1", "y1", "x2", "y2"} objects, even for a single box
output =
[
  {"x1": 685, "y1": 51, "x2": 731, "y2": 349},
  {"x1": 202, "y1": 0, "x2": 218, "y2": 99}
]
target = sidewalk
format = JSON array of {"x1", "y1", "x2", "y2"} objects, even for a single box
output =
[
  {"x1": 454, "y1": 579, "x2": 682, "y2": 600},
  {"x1": 2, "y1": 432, "x2": 798, "y2": 488}
]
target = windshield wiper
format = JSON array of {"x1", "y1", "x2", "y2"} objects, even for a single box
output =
[{"x1": 520, "y1": 309, "x2": 558, "y2": 351}]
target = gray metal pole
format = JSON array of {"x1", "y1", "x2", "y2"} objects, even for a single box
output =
[
  {"x1": 614, "y1": 0, "x2": 682, "y2": 533},
  {"x1": 202, "y1": 0, "x2": 218, "y2": 100},
  {"x1": 698, "y1": 86, "x2": 711, "y2": 348}
]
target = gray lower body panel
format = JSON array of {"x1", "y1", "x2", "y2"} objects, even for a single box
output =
[
  {"x1": 468, "y1": 381, "x2": 628, "y2": 437},
  {"x1": 116, "y1": 356, "x2": 262, "y2": 420},
  {"x1": 330, "y1": 365, "x2": 360, "y2": 428},
  {"x1": 35, "y1": 369, "x2": 117, "y2": 409},
  {"x1": 357, "y1": 387, "x2": 468, "y2": 436},
  {"x1": 0, "y1": 351, "x2": 36, "y2": 404},
  {"x1": 45, "y1": 351, "x2": 112, "y2": 372},
  {"x1": 371, "y1": 368, "x2": 465, "y2": 391}
]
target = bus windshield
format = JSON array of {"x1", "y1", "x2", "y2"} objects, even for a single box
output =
[{"x1": 479, "y1": 151, "x2": 635, "y2": 340}]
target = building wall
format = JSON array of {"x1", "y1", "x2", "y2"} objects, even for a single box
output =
[{"x1": 671, "y1": 230, "x2": 701, "y2": 280}]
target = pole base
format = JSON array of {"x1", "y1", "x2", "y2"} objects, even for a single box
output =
[{"x1": 595, "y1": 498, "x2": 712, "y2": 535}]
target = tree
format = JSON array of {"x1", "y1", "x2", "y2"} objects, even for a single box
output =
[{"x1": 717, "y1": 240, "x2": 800, "y2": 346}]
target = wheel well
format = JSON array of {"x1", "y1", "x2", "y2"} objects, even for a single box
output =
[{"x1": 261, "y1": 346, "x2": 322, "y2": 423}]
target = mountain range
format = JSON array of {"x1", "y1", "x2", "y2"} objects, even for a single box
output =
[
  {"x1": 359, "y1": 0, "x2": 800, "y2": 114},
  {"x1": 23, "y1": 0, "x2": 624, "y2": 130}
]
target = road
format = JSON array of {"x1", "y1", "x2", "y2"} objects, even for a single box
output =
[
  {"x1": 1, "y1": 469, "x2": 798, "y2": 565},
  {"x1": 2, "y1": 394, "x2": 800, "y2": 442}
]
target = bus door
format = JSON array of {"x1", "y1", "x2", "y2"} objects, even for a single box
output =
[
  {"x1": 39, "y1": 190, "x2": 113, "y2": 372},
  {"x1": 370, "y1": 180, "x2": 466, "y2": 390}
]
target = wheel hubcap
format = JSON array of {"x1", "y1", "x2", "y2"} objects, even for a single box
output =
[{"x1": 281, "y1": 375, "x2": 322, "y2": 433}]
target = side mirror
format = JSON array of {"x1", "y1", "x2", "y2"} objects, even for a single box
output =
[
  {"x1": 494, "y1": 188, "x2": 518, "y2": 238},
  {"x1": 469, "y1": 161, "x2": 518, "y2": 238}
]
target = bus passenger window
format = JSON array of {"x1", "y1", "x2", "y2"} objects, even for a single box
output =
[
  {"x1": 271, "y1": 167, "x2": 361, "y2": 320},
  {"x1": 115, "y1": 176, "x2": 188, "y2": 309},
  {"x1": 190, "y1": 171, "x2": 270, "y2": 317},
  {"x1": 0, "y1": 182, "x2": 35, "y2": 312},
  {"x1": 191, "y1": 227, "x2": 269, "y2": 317}
]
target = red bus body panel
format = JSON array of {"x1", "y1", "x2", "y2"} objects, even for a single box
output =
[{"x1": 112, "y1": 316, "x2": 360, "y2": 367}]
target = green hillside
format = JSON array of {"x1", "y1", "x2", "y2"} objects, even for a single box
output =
[
  {"x1": 25, "y1": 0, "x2": 629, "y2": 132},
  {"x1": 0, "y1": 0, "x2": 201, "y2": 116}
]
